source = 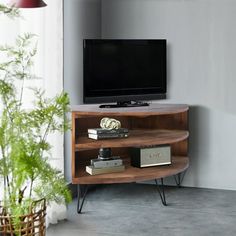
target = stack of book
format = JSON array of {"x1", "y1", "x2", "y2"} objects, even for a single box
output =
[
  {"x1": 88, "y1": 128, "x2": 129, "y2": 140},
  {"x1": 86, "y1": 156, "x2": 125, "y2": 175}
]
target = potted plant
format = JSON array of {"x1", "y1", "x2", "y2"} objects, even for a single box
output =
[{"x1": 0, "y1": 4, "x2": 71, "y2": 235}]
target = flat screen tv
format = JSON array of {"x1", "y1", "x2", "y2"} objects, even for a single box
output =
[{"x1": 83, "y1": 39, "x2": 167, "y2": 108}]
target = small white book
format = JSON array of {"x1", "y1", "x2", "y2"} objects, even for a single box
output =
[{"x1": 86, "y1": 165, "x2": 125, "y2": 175}]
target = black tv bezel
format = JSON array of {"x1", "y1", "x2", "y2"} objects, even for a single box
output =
[{"x1": 83, "y1": 39, "x2": 167, "y2": 104}]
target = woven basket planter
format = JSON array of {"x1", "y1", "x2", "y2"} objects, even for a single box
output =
[{"x1": 0, "y1": 199, "x2": 46, "y2": 236}]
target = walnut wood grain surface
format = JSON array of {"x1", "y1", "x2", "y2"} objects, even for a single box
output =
[
  {"x1": 72, "y1": 156, "x2": 189, "y2": 184},
  {"x1": 72, "y1": 103, "x2": 189, "y2": 117},
  {"x1": 75, "y1": 129, "x2": 189, "y2": 151},
  {"x1": 71, "y1": 104, "x2": 189, "y2": 184}
]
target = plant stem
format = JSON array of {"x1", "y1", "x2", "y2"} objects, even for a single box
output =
[
  {"x1": 6, "y1": 175, "x2": 11, "y2": 200},
  {"x1": 2, "y1": 71, "x2": 14, "y2": 123},
  {"x1": 1, "y1": 146, "x2": 11, "y2": 201},
  {"x1": 40, "y1": 111, "x2": 56, "y2": 157},
  {"x1": 19, "y1": 186, "x2": 27, "y2": 204},
  {"x1": 1, "y1": 151, "x2": 7, "y2": 198},
  {"x1": 19, "y1": 76, "x2": 25, "y2": 107},
  {"x1": 19, "y1": 55, "x2": 26, "y2": 108},
  {"x1": 29, "y1": 177, "x2": 34, "y2": 198}
]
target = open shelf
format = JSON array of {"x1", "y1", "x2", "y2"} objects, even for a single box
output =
[
  {"x1": 71, "y1": 104, "x2": 189, "y2": 185},
  {"x1": 75, "y1": 129, "x2": 189, "y2": 151},
  {"x1": 72, "y1": 156, "x2": 189, "y2": 184}
]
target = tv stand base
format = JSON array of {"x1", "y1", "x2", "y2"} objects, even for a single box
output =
[{"x1": 99, "y1": 101, "x2": 149, "y2": 108}]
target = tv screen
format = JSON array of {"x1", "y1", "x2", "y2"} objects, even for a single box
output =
[{"x1": 83, "y1": 39, "x2": 166, "y2": 106}]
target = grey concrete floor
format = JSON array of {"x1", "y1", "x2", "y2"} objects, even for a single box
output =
[{"x1": 47, "y1": 183, "x2": 236, "y2": 236}]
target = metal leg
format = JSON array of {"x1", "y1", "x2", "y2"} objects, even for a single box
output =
[
  {"x1": 174, "y1": 171, "x2": 186, "y2": 188},
  {"x1": 154, "y1": 178, "x2": 167, "y2": 206},
  {"x1": 77, "y1": 184, "x2": 88, "y2": 214}
]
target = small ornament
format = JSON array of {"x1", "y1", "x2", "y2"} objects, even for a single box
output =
[{"x1": 100, "y1": 117, "x2": 121, "y2": 130}]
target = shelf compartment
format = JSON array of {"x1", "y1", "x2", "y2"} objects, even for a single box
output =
[
  {"x1": 72, "y1": 156, "x2": 189, "y2": 184},
  {"x1": 75, "y1": 129, "x2": 189, "y2": 151}
]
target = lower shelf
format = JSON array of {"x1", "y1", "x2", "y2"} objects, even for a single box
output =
[{"x1": 72, "y1": 156, "x2": 189, "y2": 185}]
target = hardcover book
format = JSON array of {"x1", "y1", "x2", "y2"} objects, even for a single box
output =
[
  {"x1": 91, "y1": 157, "x2": 123, "y2": 168},
  {"x1": 86, "y1": 165, "x2": 125, "y2": 175},
  {"x1": 88, "y1": 128, "x2": 129, "y2": 134},
  {"x1": 88, "y1": 133, "x2": 129, "y2": 140}
]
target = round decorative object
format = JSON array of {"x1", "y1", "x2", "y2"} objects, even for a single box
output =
[
  {"x1": 98, "y1": 148, "x2": 112, "y2": 160},
  {"x1": 100, "y1": 117, "x2": 121, "y2": 130}
]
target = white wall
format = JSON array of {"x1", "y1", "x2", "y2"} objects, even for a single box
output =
[
  {"x1": 64, "y1": 0, "x2": 101, "y2": 181},
  {"x1": 102, "y1": 0, "x2": 236, "y2": 190}
]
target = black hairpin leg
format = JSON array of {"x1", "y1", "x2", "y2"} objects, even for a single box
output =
[
  {"x1": 174, "y1": 171, "x2": 186, "y2": 188},
  {"x1": 154, "y1": 178, "x2": 167, "y2": 206},
  {"x1": 77, "y1": 184, "x2": 89, "y2": 214}
]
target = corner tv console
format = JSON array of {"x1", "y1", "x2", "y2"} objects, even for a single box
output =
[{"x1": 71, "y1": 103, "x2": 189, "y2": 213}]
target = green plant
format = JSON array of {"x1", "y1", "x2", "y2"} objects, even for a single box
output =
[
  {"x1": 0, "y1": 4, "x2": 71, "y2": 233},
  {"x1": 0, "y1": 3, "x2": 20, "y2": 18}
]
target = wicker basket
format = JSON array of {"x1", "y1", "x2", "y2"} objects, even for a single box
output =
[{"x1": 0, "y1": 199, "x2": 46, "y2": 236}]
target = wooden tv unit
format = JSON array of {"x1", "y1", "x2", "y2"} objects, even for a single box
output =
[{"x1": 71, "y1": 103, "x2": 189, "y2": 212}]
